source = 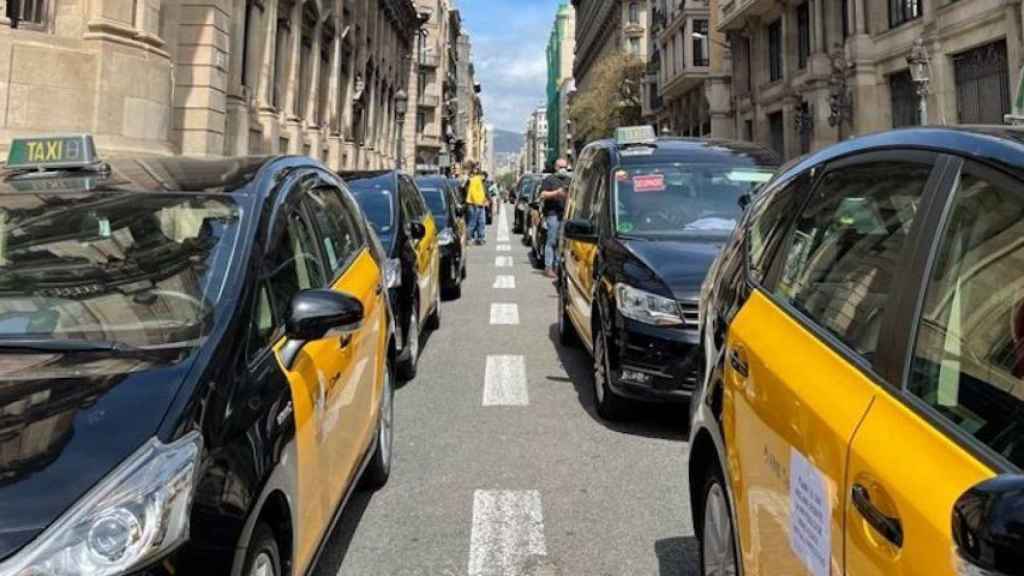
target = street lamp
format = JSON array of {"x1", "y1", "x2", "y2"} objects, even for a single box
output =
[
  {"x1": 828, "y1": 46, "x2": 853, "y2": 129},
  {"x1": 395, "y1": 89, "x2": 409, "y2": 172},
  {"x1": 907, "y1": 38, "x2": 930, "y2": 126}
]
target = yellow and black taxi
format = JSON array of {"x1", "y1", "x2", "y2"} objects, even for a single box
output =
[
  {"x1": 689, "y1": 127, "x2": 1024, "y2": 576},
  {"x1": 416, "y1": 175, "x2": 467, "y2": 300},
  {"x1": 558, "y1": 126, "x2": 777, "y2": 420},
  {"x1": 512, "y1": 173, "x2": 541, "y2": 235},
  {"x1": 0, "y1": 135, "x2": 398, "y2": 576},
  {"x1": 343, "y1": 170, "x2": 441, "y2": 380},
  {"x1": 522, "y1": 176, "x2": 545, "y2": 247}
]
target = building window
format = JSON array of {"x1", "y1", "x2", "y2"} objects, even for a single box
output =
[
  {"x1": 798, "y1": 101, "x2": 811, "y2": 154},
  {"x1": 628, "y1": 1, "x2": 639, "y2": 24},
  {"x1": 889, "y1": 69, "x2": 919, "y2": 128},
  {"x1": 797, "y1": 3, "x2": 810, "y2": 69},
  {"x1": 417, "y1": 111, "x2": 427, "y2": 133},
  {"x1": 744, "y1": 119, "x2": 754, "y2": 141},
  {"x1": 889, "y1": 0, "x2": 921, "y2": 28},
  {"x1": 740, "y1": 37, "x2": 752, "y2": 93},
  {"x1": 297, "y1": 2, "x2": 317, "y2": 119},
  {"x1": 272, "y1": 3, "x2": 293, "y2": 109},
  {"x1": 692, "y1": 19, "x2": 709, "y2": 67},
  {"x1": 769, "y1": 111, "x2": 784, "y2": 157},
  {"x1": 3, "y1": 0, "x2": 47, "y2": 27},
  {"x1": 630, "y1": 37, "x2": 641, "y2": 55},
  {"x1": 768, "y1": 19, "x2": 783, "y2": 82},
  {"x1": 671, "y1": 36, "x2": 678, "y2": 74},
  {"x1": 954, "y1": 39, "x2": 1010, "y2": 125}
]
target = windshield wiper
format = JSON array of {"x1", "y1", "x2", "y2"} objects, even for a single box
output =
[{"x1": 0, "y1": 338, "x2": 157, "y2": 355}]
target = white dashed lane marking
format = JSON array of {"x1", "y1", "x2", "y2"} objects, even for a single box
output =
[
  {"x1": 493, "y1": 275, "x2": 516, "y2": 289},
  {"x1": 483, "y1": 355, "x2": 528, "y2": 406},
  {"x1": 495, "y1": 256, "x2": 513, "y2": 268},
  {"x1": 489, "y1": 303, "x2": 520, "y2": 325},
  {"x1": 496, "y1": 244, "x2": 511, "y2": 252},
  {"x1": 468, "y1": 490, "x2": 547, "y2": 576}
]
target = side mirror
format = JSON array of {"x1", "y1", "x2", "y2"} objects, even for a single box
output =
[
  {"x1": 563, "y1": 218, "x2": 597, "y2": 242},
  {"x1": 285, "y1": 289, "x2": 364, "y2": 341},
  {"x1": 952, "y1": 475, "x2": 1024, "y2": 575},
  {"x1": 408, "y1": 221, "x2": 426, "y2": 240},
  {"x1": 738, "y1": 193, "x2": 752, "y2": 211}
]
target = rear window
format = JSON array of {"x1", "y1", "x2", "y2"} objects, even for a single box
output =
[{"x1": 420, "y1": 187, "x2": 448, "y2": 227}]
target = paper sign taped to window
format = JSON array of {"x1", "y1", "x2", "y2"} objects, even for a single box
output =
[
  {"x1": 789, "y1": 448, "x2": 831, "y2": 576},
  {"x1": 633, "y1": 174, "x2": 666, "y2": 192}
]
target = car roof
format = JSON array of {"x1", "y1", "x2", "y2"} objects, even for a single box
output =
[
  {"x1": 594, "y1": 137, "x2": 781, "y2": 167},
  {"x1": 340, "y1": 169, "x2": 399, "y2": 182},
  {"x1": 415, "y1": 175, "x2": 449, "y2": 188},
  {"x1": 0, "y1": 156, "x2": 275, "y2": 195},
  {"x1": 778, "y1": 126, "x2": 1024, "y2": 180}
]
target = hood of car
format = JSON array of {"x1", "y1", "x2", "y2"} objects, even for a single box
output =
[
  {"x1": 619, "y1": 237, "x2": 726, "y2": 301},
  {"x1": 0, "y1": 349, "x2": 194, "y2": 561}
]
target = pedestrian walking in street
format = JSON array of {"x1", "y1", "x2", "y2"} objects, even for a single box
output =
[
  {"x1": 465, "y1": 165, "x2": 489, "y2": 245},
  {"x1": 539, "y1": 158, "x2": 572, "y2": 279}
]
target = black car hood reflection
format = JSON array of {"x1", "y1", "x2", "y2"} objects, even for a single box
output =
[
  {"x1": 618, "y1": 237, "x2": 726, "y2": 300},
  {"x1": 0, "y1": 349, "x2": 194, "y2": 561}
]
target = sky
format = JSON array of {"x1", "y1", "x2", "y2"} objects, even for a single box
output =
[{"x1": 455, "y1": 0, "x2": 562, "y2": 134}]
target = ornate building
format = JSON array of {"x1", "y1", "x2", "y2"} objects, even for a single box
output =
[
  {"x1": 412, "y1": 0, "x2": 460, "y2": 174},
  {"x1": 0, "y1": 0, "x2": 429, "y2": 171},
  {"x1": 571, "y1": 0, "x2": 649, "y2": 93}
]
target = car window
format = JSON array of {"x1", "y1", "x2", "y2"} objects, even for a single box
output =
[
  {"x1": 569, "y1": 152, "x2": 594, "y2": 221},
  {"x1": 306, "y1": 186, "x2": 365, "y2": 275},
  {"x1": 589, "y1": 151, "x2": 609, "y2": 224},
  {"x1": 773, "y1": 159, "x2": 933, "y2": 360},
  {"x1": 405, "y1": 178, "x2": 429, "y2": 219},
  {"x1": 907, "y1": 162, "x2": 1024, "y2": 467},
  {"x1": 748, "y1": 172, "x2": 813, "y2": 284},
  {"x1": 259, "y1": 209, "x2": 326, "y2": 346}
]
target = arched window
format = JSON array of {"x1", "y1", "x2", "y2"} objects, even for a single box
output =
[{"x1": 628, "y1": 1, "x2": 639, "y2": 24}]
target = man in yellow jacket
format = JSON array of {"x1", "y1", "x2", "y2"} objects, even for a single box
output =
[{"x1": 465, "y1": 165, "x2": 488, "y2": 245}]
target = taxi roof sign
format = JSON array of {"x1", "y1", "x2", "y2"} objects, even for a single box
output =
[
  {"x1": 615, "y1": 125, "x2": 657, "y2": 147},
  {"x1": 7, "y1": 134, "x2": 98, "y2": 170}
]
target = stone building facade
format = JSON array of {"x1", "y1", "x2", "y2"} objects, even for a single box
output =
[
  {"x1": 412, "y1": 0, "x2": 460, "y2": 174},
  {"x1": 546, "y1": 1, "x2": 574, "y2": 168},
  {"x1": 0, "y1": 0, "x2": 427, "y2": 170},
  {"x1": 717, "y1": 0, "x2": 1023, "y2": 159},
  {"x1": 571, "y1": 0, "x2": 650, "y2": 93},
  {"x1": 455, "y1": 30, "x2": 485, "y2": 171}
]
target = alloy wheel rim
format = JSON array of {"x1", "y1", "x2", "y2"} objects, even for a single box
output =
[
  {"x1": 380, "y1": 367, "x2": 393, "y2": 466},
  {"x1": 250, "y1": 552, "x2": 275, "y2": 576},
  {"x1": 702, "y1": 483, "x2": 737, "y2": 576},
  {"x1": 593, "y1": 329, "x2": 606, "y2": 405}
]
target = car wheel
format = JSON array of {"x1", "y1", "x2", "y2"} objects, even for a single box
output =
[
  {"x1": 241, "y1": 523, "x2": 280, "y2": 576},
  {"x1": 700, "y1": 466, "x2": 739, "y2": 576},
  {"x1": 426, "y1": 285, "x2": 441, "y2": 330},
  {"x1": 398, "y1": 299, "x2": 419, "y2": 380},
  {"x1": 593, "y1": 320, "x2": 630, "y2": 420},
  {"x1": 361, "y1": 356, "x2": 395, "y2": 490},
  {"x1": 558, "y1": 278, "x2": 578, "y2": 347}
]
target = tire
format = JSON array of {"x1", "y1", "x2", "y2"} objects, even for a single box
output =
[
  {"x1": 593, "y1": 320, "x2": 630, "y2": 421},
  {"x1": 362, "y1": 356, "x2": 395, "y2": 490},
  {"x1": 425, "y1": 286, "x2": 441, "y2": 330},
  {"x1": 699, "y1": 465, "x2": 740, "y2": 576},
  {"x1": 398, "y1": 300, "x2": 419, "y2": 381},
  {"x1": 241, "y1": 523, "x2": 281, "y2": 576},
  {"x1": 558, "y1": 278, "x2": 579, "y2": 347}
]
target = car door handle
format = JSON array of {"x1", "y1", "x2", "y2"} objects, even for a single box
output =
[
  {"x1": 852, "y1": 483, "x2": 903, "y2": 548},
  {"x1": 375, "y1": 283, "x2": 383, "y2": 295},
  {"x1": 340, "y1": 334, "x2": 353, "y2": 349},
  {"x1": 729, "y1": 349, "x2": 749, "y2": 378}
]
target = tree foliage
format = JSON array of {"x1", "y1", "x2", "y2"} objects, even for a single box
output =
[
  {"x1": 569, "y1": 51, "x2": 646, "y2": 146},
  {"x1": 497, "y1": 172, "x2": 517, "y2": 192}
]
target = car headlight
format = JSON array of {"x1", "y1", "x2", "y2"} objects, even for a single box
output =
[
  {"x1": 384, "y1": 258, "x2": 402, "y2": 289},
  {"x1": 615, "y1": 283, "x2": 685, "y2": 326},
  {"x1": 438, "y1": 229, "x2": 455, "y2": 246},
  {"x1": 3, "y1": 432, "x2": 202, "y2": 576}
]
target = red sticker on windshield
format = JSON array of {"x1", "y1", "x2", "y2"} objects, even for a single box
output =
[{"x1": 633, "y1": 174, "x2": 666, "y2": 192}]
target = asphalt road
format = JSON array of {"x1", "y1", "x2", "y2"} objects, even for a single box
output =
[{"x1": 313, "y1": 205, "x2": 698, "y2": 576}]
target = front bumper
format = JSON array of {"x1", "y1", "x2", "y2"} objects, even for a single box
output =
[{"x1": 606, "y1": 315, "x2": 701, "y2": 403}]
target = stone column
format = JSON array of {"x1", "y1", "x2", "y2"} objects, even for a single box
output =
[
  {"x1": 225, "y1": 0, "x2": 250, "y2": 155},
  {"x1": 327, "y1": 29, "x2": 344, "y2": 170},
  {"x1": 173, "y1": 0, "x2": 231, "y2": 155},
  {"x1": 304, "y1": 21, "x2": 322, "y2": 159},
  {"x1": 256, "y1": 0, "x2": 279, "y2": 152},
  {"x1": 283, "y1": 0, "x2": 303, "y2": 153}
]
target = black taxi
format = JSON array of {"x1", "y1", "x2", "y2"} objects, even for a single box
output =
[
  {"x1": 558, "y1": 126, "x2": 777, "y2": 419},
  {"x1": 0, "y1": 136, "x2": 397, "y2": 576}
]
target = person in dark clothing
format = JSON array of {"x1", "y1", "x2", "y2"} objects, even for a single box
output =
[{"x1": 538, "y1": 158, "x2": 572, "y2": 278}]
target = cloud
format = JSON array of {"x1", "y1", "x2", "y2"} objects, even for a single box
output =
[{"x1": 457, "y1": 0, "x2": 559, "y2": 132}]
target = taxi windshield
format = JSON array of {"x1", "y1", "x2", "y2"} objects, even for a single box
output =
[
  {"x1": 420, "y1": 187, "x2": 448, "y2": 227},
  {"x1": 0, "y1": 192, "x2": 243, "y2": 349},
  {"x1": 613, "y1": 163, "x2": 774, "y2": 237}
]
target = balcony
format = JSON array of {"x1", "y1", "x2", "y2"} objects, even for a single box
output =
[
  {"x1": 419, "y1": 51, "x2": 440, "y2": 68},
  {"x1": 417, "y1": 133, "x2": 443, "y2": 149},
  {"x1": 718, "y1": 0, "x2": 772, "y2": 31},
  {"x1": 661, "y1": 65, "x2": 711, "y2": 100},
  {"x1": 418, "y1": 92, "x2": 441, "y2": 108}
]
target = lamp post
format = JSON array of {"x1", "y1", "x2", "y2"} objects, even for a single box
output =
[
  {"x1": 907, "y1": 38, "x2": 930, "y2": 126},
  {"x1": 395, "y1": 89, "x2": 408, "y2": 172},
  {"x1": 828, "y1": 45, "x2": 854, "y2": 133}
]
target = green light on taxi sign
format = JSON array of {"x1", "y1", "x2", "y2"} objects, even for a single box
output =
[
  {"x1": 615, "y1": 125, "x2": 657, "y2": 147},
  {"x1": 6, "y1": 134, "x2": 98, "y2": 170}
]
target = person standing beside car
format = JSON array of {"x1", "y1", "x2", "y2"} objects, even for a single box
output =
[
  {"x1": 465, "y1": 165, "x2": 489, "y2": 245},
  {"x1": 539, "y1": 158, "x2": 572, "y2": 278}
]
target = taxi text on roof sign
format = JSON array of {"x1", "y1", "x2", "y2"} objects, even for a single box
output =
[
  {"x1": 615, "y1": 125, "x2": 657, "y2": 147},
  {"x1": 6, "y1": 134, "x2": 98, "y2": 170}
]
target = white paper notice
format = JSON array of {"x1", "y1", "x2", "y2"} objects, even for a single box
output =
[{"x1": 789, "y1": 448, "x2": 831, "y2": 576}]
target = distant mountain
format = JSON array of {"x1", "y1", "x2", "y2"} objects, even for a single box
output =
[{"x1": 493, "y1": 129, "x2": 524, "y2": 155}]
